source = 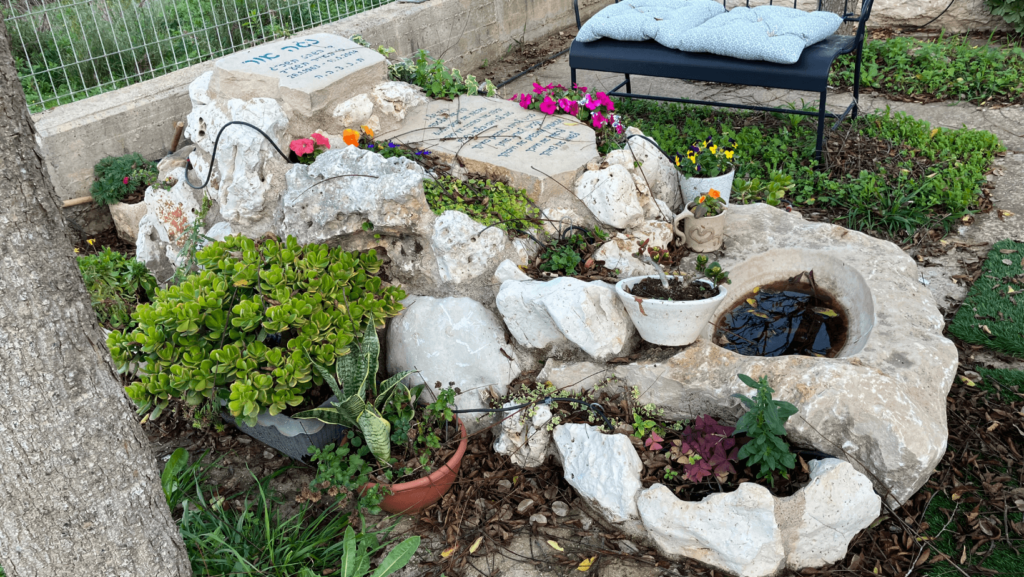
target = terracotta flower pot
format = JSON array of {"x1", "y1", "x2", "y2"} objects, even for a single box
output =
[
  {"x1": 363, "y1": 418, "x2": 468, "y2": 515},
  {"x1": 674, "y1": 202, "x2": 728, "y2": 253}
]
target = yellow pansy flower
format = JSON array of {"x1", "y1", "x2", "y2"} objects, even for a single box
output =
[
  {"x1": 725, "y1": 150, "x2": 734, "y2": 160},
  {"x1": 709, "y1": 145, "x2": 717, "y2": 154}
]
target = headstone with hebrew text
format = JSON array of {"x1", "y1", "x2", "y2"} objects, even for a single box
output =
[
  {"x1": 207, "y1": 33, "x2": 387, "y2": 119},
  {"x1": 382, "y1": 96, "x2": 599, "y2": 207}
]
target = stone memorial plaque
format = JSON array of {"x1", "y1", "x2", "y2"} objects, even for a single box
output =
[
  {"x1": 208, "y1": 33, "x2": 387, "y2": 117},
  {"x1": 383, "y1": 96, "x2": 599, "y2": 205}
]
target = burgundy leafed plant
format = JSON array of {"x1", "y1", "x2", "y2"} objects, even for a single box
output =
[{"x1": 668, "y1": 415, "x2": 739, "y2": 483}]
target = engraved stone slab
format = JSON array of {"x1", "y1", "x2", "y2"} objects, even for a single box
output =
[
  {"x1": 207, "y1": 33, "x2": 387, "y2": 118},
  {"x1": 382, "y1": 96, "x2": 599, "y2": 207}
]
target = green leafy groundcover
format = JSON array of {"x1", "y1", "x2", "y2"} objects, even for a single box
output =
[
  {"x1": 613, "y1": 99, "x2": 1003, "y2": 239},
  {"x1": 832, "y1": 35, "x2": 1024, "y2": 105},
  {"x1": 948, "y1": 240, "x2": 1024, "y2": 358},
  {"x1": 975, "y1": 367, "x2": 1024, "y2": 399},
  {"x1": 924, "y1": 491, "x2": 1024, "y2": 577}
]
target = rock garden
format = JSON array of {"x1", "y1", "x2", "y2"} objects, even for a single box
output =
[{"x1": 61, "y1": 23, "x2": 1024, "y2": 577}]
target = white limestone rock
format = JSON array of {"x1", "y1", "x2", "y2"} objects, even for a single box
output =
[
  {"x1": 142, "y1": 169, "x2": 202, "y2": 262},
  {"x1": 386, "y1": 296, "x2": 520, "y2": 433},
  {"x1": 594, "y1": 221, "x2": 675, "y2": 276},
  {"x1": 135, "y1": 213, "x2": 174, "y2": 284},
  {"x1": 778, "y1": 459, "x2": 881, "y2": 569},
  {"x1": 574, "y1": 164, "x2": 644, "y2": 230},
  {"x1": 189, "y1": 71, "x2": 212, "y2": 108},
  {"x1": 494, "y1": 259, "x2": 530, "y2": 285},
  {"x1": 638, "y1": 483, "x2": 785, "y2": 577},
  {"x1": 371, "y1": 81, "x2": 429, "y2": 132},
  {"x1": 495, "y1": 277, "x2": 636, "y2": 361},
  {"x1": 205, "y1": 221, "x2": 234, "y2": 243},
  {"x1": 606, "y1": 127, "x2": 683, "y2": 211},
  {"x1": 332, "y1": 93, "x2": 376, "y2": 131},
  {"x1": 431, "y1": 210, "x2": 511, "y2": 284},
  {"x1": 493, "y1": 403, "x2": 554, "y2": 468},
  {"x1": 283, "y1": 146, "x2": 431, "y2": 244},
  {"x1": 554, "y1": 425, "x2": 642, "y2": 524}
]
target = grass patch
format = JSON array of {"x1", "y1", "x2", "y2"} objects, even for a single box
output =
[
  {"x1": 6, "y1": 0, "x2": 391, "y2": 112},
  {"x1": 922, "y1": 492, "x2": 1024, "y2": 577},
  {"x1": 832, "y1": 34, "x2": 1024, "y2": 105},
  {"x1": 975, "y1": 366, "x2": 1024, "y2": 400},
  {"x1": 614, "y1": 99, "x2": 1003, "y2": 240},
  {"x1": 424, "y1": 174, "x2": 540, "y2": 233},
  {"x1": 948, "y1": 240, "x2": 1024, "y2": 358}
]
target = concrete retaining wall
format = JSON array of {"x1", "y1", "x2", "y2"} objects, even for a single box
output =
[{"x1": 33, "y1": 0, "x2": 612, "y2": 236}]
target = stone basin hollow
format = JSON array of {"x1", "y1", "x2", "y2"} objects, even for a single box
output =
[{"x1": 703, "y1": 249, "x2": 876, "y2": 357}]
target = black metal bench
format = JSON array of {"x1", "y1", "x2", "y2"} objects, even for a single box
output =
[{"x1": 569, "y1": 0, "x2": 874, "y2": 159}]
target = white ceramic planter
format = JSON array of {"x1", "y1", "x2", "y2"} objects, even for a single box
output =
[
  {"x1": 614, "y1": 276, "x2": 728, "y2": 346},
  {"x1": 679, "y1": 168, "x2": 734, "y2": 207},
  {"x1": 108, "y1": 200, "x2": 148, "y2": 243},
  {"x1": 673, "y1": 203, "x2": 728, "y2": 253}
]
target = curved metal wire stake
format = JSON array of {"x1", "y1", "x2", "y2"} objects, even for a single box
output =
[{"x1": 184, "y1": 120, "x2": 293, "y2": 190}]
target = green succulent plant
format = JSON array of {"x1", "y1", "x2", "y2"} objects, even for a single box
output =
[
  {"x1": 107, "y1": 235, "x2": 406, "y2": 427},
  {"x1": 295, "y1": 323, "x2": 414, "y2": 464}
]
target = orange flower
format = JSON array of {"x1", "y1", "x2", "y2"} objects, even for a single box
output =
[
  {"x1": 360, "y1": 125, "x2": 375, "y2": 139},
  {"x1": 342, "y1": 129, "x2": 360, "y2": 147},
  {"x1": 708, "y1": 188, "x2": 721, "y2": 199},
  {"x1": 698, "y1": 195, "x2": 706, "y2": 204}
]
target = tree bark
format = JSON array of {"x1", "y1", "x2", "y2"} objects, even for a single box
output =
[{"x1": 0, "y1": 16, "x2": 192, "y2": 577}]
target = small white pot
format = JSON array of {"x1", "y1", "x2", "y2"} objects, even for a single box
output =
[
  {"x1": 679, "y1": 168, "x2": 734, "y2": 207},
  {"x1": 108, "y1": 200, "x2": 148, "y2": 243},
  {"x1": 614, "y1": 276, "x2": 728, "y2": 346}
]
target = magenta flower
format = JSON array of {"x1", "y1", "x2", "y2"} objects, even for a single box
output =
[
  {"x1": 290, "y1": 138, "x2": 315, "y2": 156},
  {"x1": 584, "y1": 93, "x2": 599, "y2": 111},
  {"x1": 615, "y1": 123, "x2": 625, "y2": 134},
  {"x1": 532, "y1": 82, "x2": 546, "y2": 94},
  {"x1": 539, "y1": 96, "x2": 557, "y2": 115},
  {"x1": 558, "y1": 97, "x2": 578, "y2": 115},
  {"x1": 310, "y1": 133, "x2": 330, "y2": 149},
  {"x1": 574, "y1": 84, "x2": 588, "y2": 92},
  {"x1": 592, "y1": 112, "x2": 607, "y2": 128},
  {"x1": 122, "y1": 176, "x2": 130, "y2": 185},
  {"x1": 519, "y1": 94, "x2": 533, "y2": 109}
]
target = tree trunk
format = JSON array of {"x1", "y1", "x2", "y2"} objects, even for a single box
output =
[{"x1": 0, "y1": 16, "x2": 192, "y2": 577}]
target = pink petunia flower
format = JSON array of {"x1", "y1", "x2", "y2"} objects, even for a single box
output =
[
  {"x1": 310, "y1": 133, "x2": 330, "y2": 149},
  {"x1": 123, "y1": 176, "x2": 130, "y2": 185},
  {"x1": 539, "y1": 96, "x2": 557, "y2": 115},
  {"x1": 592, "y1": 112, "x2": 607, "y2": 128},
  {"x1": 519, "y1": 94, "x2": 533, "y2": 109},
  {"x1": 615, "y1": 123, "x2": 625, "y2": 134},
  {"x1": 584, "y1": 93, "x2": 599, "y2": 111},
  {"x1": 558, "y1": 97, "x2": 578, "y2": 116},
  {"x1": 290, "y1": 138, "x2": 315, "y2": 156},
  {"x1": 532, "y1": 82, "x2": 547, "y2": 94}
]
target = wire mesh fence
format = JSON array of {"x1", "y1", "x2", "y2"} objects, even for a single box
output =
[{"x1": 4, "y1": 0, "x2": 395, "y2": 113}]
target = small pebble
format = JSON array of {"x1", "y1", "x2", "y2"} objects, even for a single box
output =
[
  {"x1": 263, "y1": 450, "x2": 276, "y2": 460},
  {"x1": 529, "y1": 513, "x2": 548, "y2": 525},
  {"x1": 516, "y1": 498, "x2": 535, "y2": 514},
  {"x1": 497, "y1": 479, "x2": 512, "y2": 491},
  {"x1": 551, "y1": 501, "x2": 570, "y2": 517},
  {"x1": 579, "y1": 516, "x2": 593, "y2": 531},
  {"x1": 964, "y1": 370, "x2": 982, "y2": 382},
  {"x1": 236, "y1": 436, "x2": 252, "y2": 445}
]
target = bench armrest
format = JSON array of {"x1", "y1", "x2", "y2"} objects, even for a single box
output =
[{"x1": 573, "y1": 0, "x2": 581, "y2": 30}]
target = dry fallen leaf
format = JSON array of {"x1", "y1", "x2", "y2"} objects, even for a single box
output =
[
  {"x1": 441, "y1": 545, "x2": 458, "y2": 558},
  {"x1": 1004, "y1": 259, "x2": 1014, "y2": 266},
  {"x1": 1000, "y1": 249, "x2": 1018, "y2": 254},
  {"x1": 959, "y1": 376, "x2": 977, "y2": 387},
  {"x1": 979, "y1": 324, "x2": 993, "y2": 336},
  {"x1": 987, "y1": 422, "x2": 999, "y2": 432},
  {"x1": 746, "y1": 298, "x2": 757, "y2": 306},
  {"x1": 961, "y1": 546, "x2": 967, "y2": 564},
  {"x1": 547, "y1": 540, "x2": 564, "y2": 552},
  {"x1": 577, "y1": 557, "x2": 596, "y2": 572}
]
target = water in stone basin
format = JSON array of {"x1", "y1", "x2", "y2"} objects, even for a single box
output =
[{"x1": 713, "y1": 272, "x2": 849, "y2": 358}]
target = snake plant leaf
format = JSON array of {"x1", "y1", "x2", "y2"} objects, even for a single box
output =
[
  {"x1": 307, "y1": 353, "x2": 342, "y2": 398},
  {"x1": 375, "y1": 371, "x2": 415, "y2": 412},
  {"x1": 293, "y1": 407, "x2": 351, "y2": 426},
  {"x1": 358, "y1": 404, "x2": 392, "y2": 463},
  {"x1": 335, "y1": 342, "x2": 367, "y2": 400},
  {"x1": 336, "y1": 393, "x2": 366, "y2": 425},
  {"x1": 361, "y1": 323, "x2": 381, "y2": 395}
]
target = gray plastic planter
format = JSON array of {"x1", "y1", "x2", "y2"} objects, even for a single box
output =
[{"x1": 222, "y1": 396, "x2": 347, "y2": 461}]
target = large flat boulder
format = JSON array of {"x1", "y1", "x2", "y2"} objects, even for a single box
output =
[{"x1": 540, "y1": 204, "x2": 956, "y2": 506}]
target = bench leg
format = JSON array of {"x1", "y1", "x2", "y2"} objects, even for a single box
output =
[
  {"x1": 851, "y1": 46, "x2": 864, "y2": 120},
  {"x1": 572, "y1": 68, "x2": 578, "y2": 89},
  {"x1": 815, "y1": 91, "x2": 827, "y2": 161},
  {"x1": 624, "y1": 73, "x2": 632, "y2": 94}
]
